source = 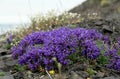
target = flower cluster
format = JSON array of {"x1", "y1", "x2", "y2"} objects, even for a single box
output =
[
  {"x1": 12, "y1": 27, "x2": 120, "y2": 71},
  {"x1": 105, "y1": 38, "x2": 120, "y2": 70}
]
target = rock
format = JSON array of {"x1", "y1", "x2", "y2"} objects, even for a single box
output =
[
  {"x1": 69, "y1": 63, "x2": 88, "y2": 72},
  {"x1": 0, "y1": 71, "x2": 14, "y2": 79},
  {"x1": 0, "y1": 61, "x2": 5, "y2": 69},
  {"x1": 0, "y1": 54, "x2": 17, "y2": 68},
  {"x1": 95, "y1": 20, "x2": 103, "y2": 26},
  {"x1": 101, "y1": 76, "x2": 119, "y2": 79},
  {"x1": 1, "y1": 75, "x2": 14, "y2": 79},
  {"x1": 96, "y1": 71, "x2": 105, "y2": 78},
  {"x1": 0, "y1": 54, "x2": 12, "y2": 60},
  {"x1": 5, "y1": 59, "x2": 17, "y2": 67},
  {"x1": 76, "y1": 71, "x2": 89, "y2": 78},
  {"x1": 78, "y1": 18, "x2": 120, "y2": 41},
  {"x1": 0, "y1": 41, "x2": 5, "y2": 48},
  {"x1": 32, "y1": 74, "x2": 40, "y2": 79},
  {"x1": 69, "y1": 71, "x2": 84, "y2": 79},
  {"x1": 13, "y1": 72, "x2": 24, "y2": 79},
  {"x1": 102, "y1": 25, "x2": 113, "y2": 34},
  {"x1": 0, "y1": 49, "x2": 7, "y2": 56}
]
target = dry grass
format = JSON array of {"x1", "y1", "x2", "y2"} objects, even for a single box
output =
[
  {"x1": 12, "y1": 12, "x2": 83, "y2": 39},
  {"x1": 1, "y1": 11, "x2": 101, "y2": 41}
]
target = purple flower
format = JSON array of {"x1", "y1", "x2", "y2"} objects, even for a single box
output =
[
  {"x1": 12, "y1": 27, "x2": 120, "y2": 70},
  {"x1": 6, "y1": 34, "x2": 15, "y2": 44}
]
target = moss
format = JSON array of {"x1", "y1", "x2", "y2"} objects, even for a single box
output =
[{"x1": 101, "y1": 0, "x2": 112, "y2": 7}]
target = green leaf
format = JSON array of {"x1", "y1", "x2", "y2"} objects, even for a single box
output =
[
  {"x1": 97, "y1": 54, "x2": 109, "y2": 65},
  {"x1": 86, "y1": 68, "x2": 96, "y2": 76}
]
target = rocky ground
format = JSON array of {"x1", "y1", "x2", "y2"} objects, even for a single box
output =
[
  {"x1": 69, "y1": 0, "x2": 120, "y2": 19},
  {"x1": 1, "y1": 44, "x2": 120, "y2": 79},
  {"x1": 1, "y1": 18, "x2": 120, "y2": 79},
  {"x1": 77, "y1": 18, "x2": 120, "y2": 41},
  {"x1": 70, "y1": 0, "x2": 120, "y2": 40},
  {"x1": 1, "y1": 0, "x2": 120, "y2": 79}
]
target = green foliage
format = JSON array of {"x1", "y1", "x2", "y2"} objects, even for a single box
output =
[
  {"x1": 97, "y1": 54, "x2": 109, "y2": 65},
  {"x1": 68, "y1": 51, "x2": 86, "y2": 65},
  {"x1": 96, "y1": 40, "x2": 103, "y2": 48},
  {"x1": 70, "y1": 24, "x2": 77, "y2": 28},
  {"x1": 86, "y1": 68, "x2": 96, "y2": 76},
  {"x1": 3, "y1": 44, "x2": 11, "y2": 49},
  {"x1": 101, "y1": 0, "x2": 112, "y2": 7},
  {"x1": 0, "y1": 72, "x2": 5, "y2": 76},
  {"x1": 3, "y1": 38, "x2": 20, "y2": 49},
  {"x1": 96, "y1": 40, "x2": 109, "y2": 65},
  {"x1": 68, "y1": 52, "x2": 80, "y2": 64},
  {"x1": 14, "y1": 64, "x2": 27, "y2": 71}
]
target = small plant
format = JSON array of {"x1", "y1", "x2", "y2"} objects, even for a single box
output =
[
  {"x1": 97, "y1": 53, "x2": 109, "y2": 66},
  {"x1": 0, "y1": 72, "x2": 5, "y2": 76},
  {"x1": 4, "y1": 34, "x2": 20, "y2": 49},
  {"x1": 96, "y1": 40, "x2": 109, "y2": 65},
  {"x1": 14, "y1": 64, "x2": 27, "y2": 71},
  {"x1": 11, "y1": 27, "x2": 120, "y2": 72},
  {"x1": 3, "y1": 44, "x2": 11, "y2": 49},
  {"x1": 101, "y1": 0, "x2": 112, "y2": 7},
  {"x1": 86, "y1": 68, "x2": 96, "y2": 76},
  {"x1": 68, "y1": 52, "x2": 80, "y2": 64}
]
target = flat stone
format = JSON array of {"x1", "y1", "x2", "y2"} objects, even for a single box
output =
[
  {"x1": 102, "y1": 76, "x2": 119, "y2": 79},
  {"x1": 69, "y1": 71, "x2": 84, "y2": 79},
  {"x1": 95, "y1": 21, "x2": 103, "y2": 26},
  {"x1": 69, "y1": 63, "x2": 88, "y2": 72},
  {"x1": 13, "y1": 72, "x2": 24, "y2": 79},
  {"x1": 0, "y1": 71, "x2": 14, "y2": 79},
  {"x1": 0, "y1": 54, "x2": 12, "y2": 60},
  {"x1": 76, "y1": 71, "x2": 89, "y2": 78},
  {"x1": 102, "y1": 25, "x2": 113, "y2": 34},
  {"x1": 0, "y1": 61, "x2": 5, "y2": 68},
  {"x1": 1, "y1": 75, "x2": 14, "y2": 79},
  {"x1": 96, "y1": 71, "x2": 105, "y2": 78},
  {"x1": 5, "y1": 59, "x2": 17, "y2": 67}
]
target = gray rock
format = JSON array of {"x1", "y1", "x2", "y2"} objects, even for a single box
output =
[
  {"x1": 95, "y1": 20, "x2": 103, "y2": 26},
  {"x1": 0, "y1": 54, "x2": 17, "y2": 67},
  {"x1": 69, "y1": 63, "x2": 88, "y2": 72},
  {"x1": 0, "y1": 71, "x2": 14, "y2": 79},
  {"x1": 1, "y1": 75, "x2": 14, "y2": 79},
  {"x1": 13, "y1": 72, "x2": 24, "y2": 79},
  {"x1": 0, "y1": 61, "x2": 5, "y2": 68},
  {"x1": 96, "y1": 71, "x2": 105, "y2": 78},
  {"x1": 102, "y1": 25, "x2": 113, "y2": 34},
  {"x1": 69, "y1": 71, "x2": 84, "y2": 79},
  {"x1": 0, "y1": 41, "x2": 5, "y2": 48},
  {"x1": 76, "y1": 71, "x2": 89, "y2": 78},
  {"x1": 5, "y1": 59, "x2": 17, "y2": 67},
  {"x1": 101, "y1": 76, "x2": 119, "y2": 79},
  {"x1": 0, "y1": 54, "x2": 12, "y2": 60}
]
